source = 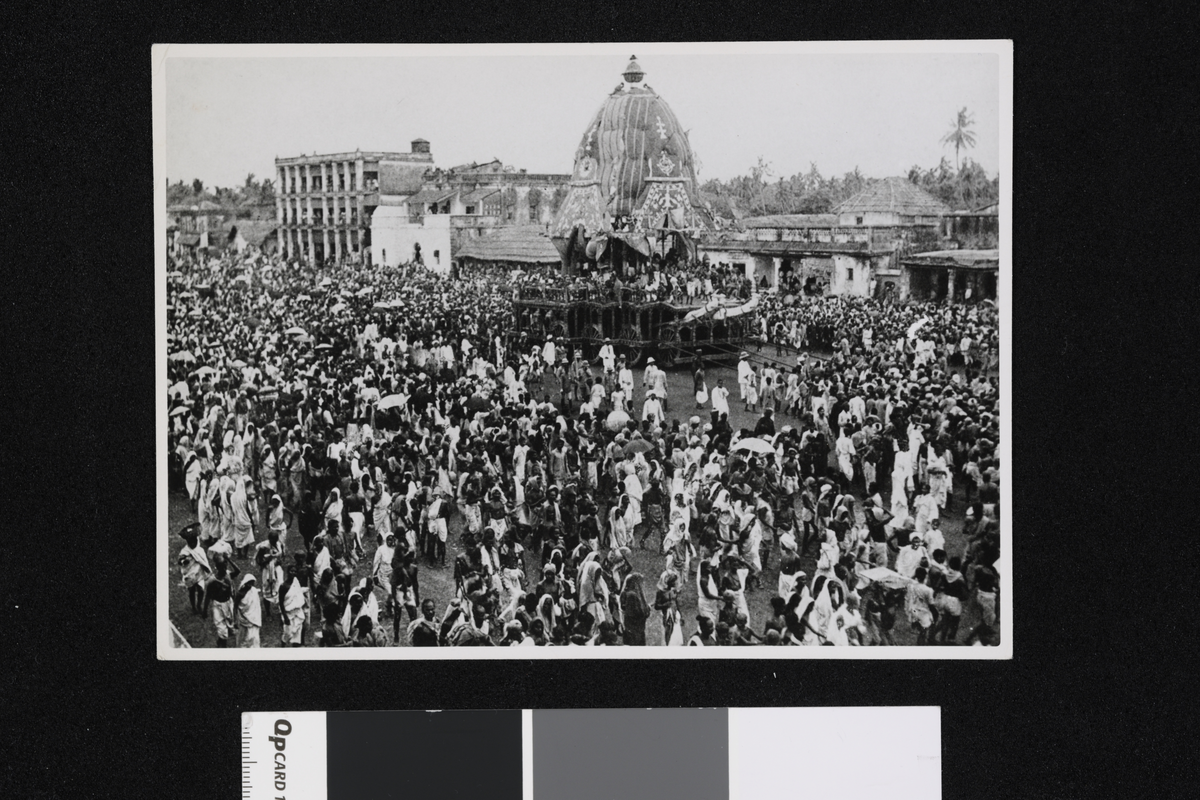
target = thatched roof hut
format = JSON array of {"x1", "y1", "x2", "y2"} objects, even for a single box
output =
[{"x1": 456, "y1": 226, "x2": 561, "y2": 264}]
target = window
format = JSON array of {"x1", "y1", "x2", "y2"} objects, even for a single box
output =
[
  {"x1": 855, "y1": 216, "x2": 864, "y2": 225},
  {"x1": 465, "y1": 205, "x2": 477, "y2": 215},
  {"x1": 847, "y1": 268, "x2": 855, "y2": 281}
]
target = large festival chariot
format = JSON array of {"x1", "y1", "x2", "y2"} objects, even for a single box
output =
[
  {"x1": 511, "y1": 284, "x2": 759, "y2": 368},
  {"x1": 510, "y1": 57, "x2": 759, "y2": 368}
]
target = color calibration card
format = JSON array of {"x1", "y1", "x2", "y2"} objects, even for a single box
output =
[{"x1": 243, "y1": 707, "x2": 940, "y2": 800}]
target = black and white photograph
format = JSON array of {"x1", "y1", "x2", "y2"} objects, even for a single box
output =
[{"x1": 156, "y1": 42, "x2": 1011, "y2": 658}]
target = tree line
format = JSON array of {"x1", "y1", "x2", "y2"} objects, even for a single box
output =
[
  {"x1": 167, "y1": 174, "x2": 275, "y2": 210},
  {"x1": 699, "y1": 156, "x2": 999, "y2": 220}
]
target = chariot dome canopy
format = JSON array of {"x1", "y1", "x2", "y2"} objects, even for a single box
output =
[{"x1": 550, "y1": 56, "x2": 711, "y2": 262}]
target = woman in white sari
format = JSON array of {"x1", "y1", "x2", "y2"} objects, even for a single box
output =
[
  {"x1": 578, "y1": 554, "x2": 607, "y2": 624},
  {"x1": 198, "y1": 472, "x2": 221, "y2": 545},
  {"x1": 232, "y1": 476, "x2": 258, "y2": 553},
  {"x1": 323, "y1": 487, "x2": 343, "y2": 535},
  {"x1": 696, "y1": 553, "x2": 722, "y2": 623},
  {"x1": 236, "y1": 573, "x2": 262, "y2": 648},
  {"x1": 536, "y1": 593, "x2": 559, "y2": 636},
  {"x1": 371, "y1": 480, "x2": 393, "y2": 542},
  {"x1": 608, "y1": 496, "x2": 633, "y2": 549},
  {"x1": 279, "y1": 570, "x2": 307, "y2": 647},
  {"x1": 260, "y1": 445, "x2": 277, "y2": 496}
]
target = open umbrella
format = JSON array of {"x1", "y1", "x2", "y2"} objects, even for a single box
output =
[
  {"x1": 605, "y1": 409, "x2": 630, "y2": 432},
  {"x1": 169, "y1": 380, "x2": 189, "y2": 397},
  {"x1": 296, "y1": 294, "x2": 311, "y2": 302},
  {"x1": 315, "y1": 343, "x2": 333, "y2": 351},
  {"x1": 168, "y1": 350, "x2": 195, "y2": 363},
  {"x1": 231, "y1": 359, "x2": 247, "y2": 368},
  {"x1": 731, "y1": 437, "x2": 776, "y2": 455},
  {"x1": 858, "y1": 567, "x2": 910, "y2": 590},
  {"x1": 623, "y1": 438, "x2": 654, "y2": 457},
  {"x1": 188, "y1": 310, "x2": 203, "y2": 318},
  {"x1": 906, "y1": 318, "x2": 931, "y2": 339},
  {"x1": 193, "y1": 365, "x2": 216, "y2": 377},
  {"x1": 284, "y1": 326, "x2": 307, "y2": 336},
  {"x1": 168, "y1": 270, "x2": 184, "y2": 278},
  {"x1": 377, "y1": 394, "x2": 407, "y2": 411},
  {"x1": 169, "y1": 404, "x2": 192, "y2": 417},
  {"x1": 372, "y1": 302, "x2": 390, "y2": 311},
  {"x1": 330, "y1": 303, "x2": 347, "y2": 314},
  {"x1": 244, "y1": 316, "x2": 261, "y2": 328},
  {"x1": 356, "y1": 286, "x2": 373, "y2": 297},
  {"x1": 176, "y1": 291, "x2": 194, "y2": 298},
  {"x1": 319, "y1": 278, "x2": 332, "y2": 287}
]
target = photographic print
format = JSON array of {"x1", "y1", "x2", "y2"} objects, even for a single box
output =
[{"x1": 156, "y1": 42, "x2": 1011, "y2": 658}]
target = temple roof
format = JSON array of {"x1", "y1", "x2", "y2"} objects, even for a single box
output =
[{"x1": 550, "y1": 58, "x2": 710, "y2": 253}]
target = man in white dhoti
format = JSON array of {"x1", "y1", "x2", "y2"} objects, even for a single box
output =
[{"x1": 737, "y1": 352, "x2": 754, "y2": 406}]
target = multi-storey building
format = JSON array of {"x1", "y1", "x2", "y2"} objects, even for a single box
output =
[
  {"x1": 699, "y1": 178, "x2": 951, "y2": 300},
  {"x1": 369, "y1": 160, "x2": 570, "y2": 272},
  {"x1": 274, "y1": 139, "x2": 433, "y2": 264}
]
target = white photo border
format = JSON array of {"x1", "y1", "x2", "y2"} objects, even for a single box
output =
[{"x1": 155, "y1": 40, "x2": 1012, "y2": 660}]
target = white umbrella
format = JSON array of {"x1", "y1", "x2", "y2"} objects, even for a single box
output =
[
  {"x1": 169, "y1": 405, "x2": 192, "y2": 417},
  {"x1": 605, "y1": 409, "x2": 630, "y2": 432},
  {"x1": 193, "y1": 366, "x2": 217, "y2": 377},
  {"x1": 858, "y1": 567, "x2": 910, "y2": 590},
  {"x1": 169, "y1": 381, "x2": 189, "y2": 397},
  {"x1": 330, "y1": 303, "x2": 347, "y2": 313},
  {"x1": 906, "y1": 318, "x2": 930, "y2": 339},
  {"x1": 168, "y1": 270, "x2": 184, "y2": 278},
  {"x1": 231, "y1": 359, "x2": 247, "y2": 368},
  {"x1": 319, "y1": 278, "x2": 332, "y2": 287},
  {"x1": 731, "y1": 437, "x2": 776, "y2": 455},
  {"x1": 377, "y1": 394, "x2": 407, "y2": 411},
  {"x1": 356, "y1": 286, "x2": 373, "y2": 297},
  {"x1": 284, "y1": 326, "x2": 307, "y2": 336},
  {"x1": 296, "y1": 294, "x2": 311, "y2": 302},
  {"x1": 168, "y1": 350, "x2": 195, "y2": 362}
]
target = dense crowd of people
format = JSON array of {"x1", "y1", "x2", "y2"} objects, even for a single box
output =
[
  {"x1": 168, "y1": 248, "x2": 1001, "y2": 648},
  {"x1": 756, "y1": 292, "x2": 1000, "y2": 371}
]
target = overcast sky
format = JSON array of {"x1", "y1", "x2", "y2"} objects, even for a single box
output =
[{"x1": 161, "y1": 44, "x2": 1004, "y2": 189}]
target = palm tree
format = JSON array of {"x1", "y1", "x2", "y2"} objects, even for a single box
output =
[{"x1": 941, "y1": 107, "x2": 977, "y2": 170}]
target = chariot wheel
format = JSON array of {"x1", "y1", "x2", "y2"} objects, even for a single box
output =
[
  {"x1": 657, "y1": 327, "x2": 680, "y2": 369},
  {"x1": 583, "y1": 323, "x2": 606, "y2": 360},
  {"x1": 618, "y1": 326, "x2": 644, "y2": 366}
]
